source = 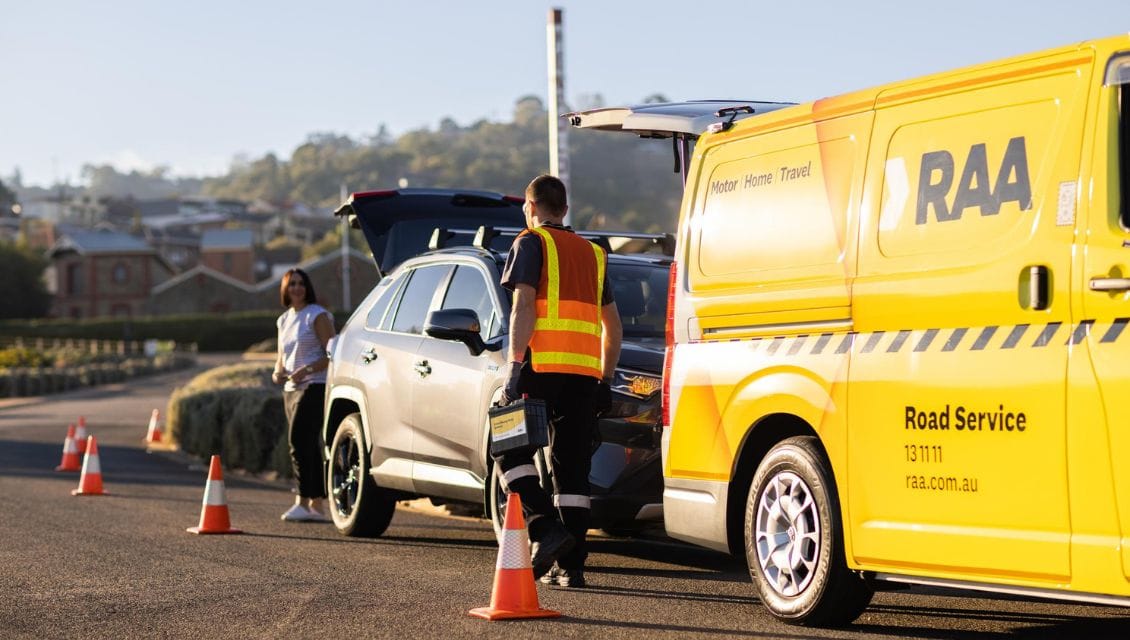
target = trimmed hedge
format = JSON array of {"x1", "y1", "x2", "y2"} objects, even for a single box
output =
[
  {"x1": 0, "y1": 353, "x2": 195, "y2": 398},
  {"x1": 0, "y1": 310, "x2": 352, "y2": 352},
  {"x1": 167, "y1": 361, "x2": 292, "y2": 476}
]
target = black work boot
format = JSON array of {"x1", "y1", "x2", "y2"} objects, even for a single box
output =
[{"x1": 530, "y1": 522, "x2": 575, "y2": 579}]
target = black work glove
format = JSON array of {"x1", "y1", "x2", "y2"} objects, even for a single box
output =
[
  {"x1": 500, "y1": 361, "x2": 524, "y2": 406},
  {"x1": 594, "y1": 380, "x2": 613, "y2": 417}
]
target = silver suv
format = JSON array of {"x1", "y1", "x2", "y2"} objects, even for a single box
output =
[{"x1": 323, "y1": 188, "x2": 670, "y2": 537}]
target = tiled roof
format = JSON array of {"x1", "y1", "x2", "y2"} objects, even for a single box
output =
[
  {"x1": 201, "y1": 228, "x2": 253, "y2": 250},
  {"x1": 51, "y1": 230, "x2": 153, "y2": 255}
]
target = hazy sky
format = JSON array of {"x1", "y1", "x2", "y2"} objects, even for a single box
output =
[{"x1": 2, "y1": 1, "x2": 1127, "y2": 188}]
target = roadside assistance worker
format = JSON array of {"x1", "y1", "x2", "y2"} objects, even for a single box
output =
[{"x1": 496, "y1": 174, "x2": 623, "y2": 588}]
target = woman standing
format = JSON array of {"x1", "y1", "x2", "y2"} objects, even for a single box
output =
[{"x1": 272, "y1": 268, "x2": 336, "y2": 522}]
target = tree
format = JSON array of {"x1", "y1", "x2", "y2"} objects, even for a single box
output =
[
  {"x1": 0, "y1": 242, "x2": 51, "y2": 318},
  {"x1": 0, "y1": 179, "x2": 16, "y2": 216}
]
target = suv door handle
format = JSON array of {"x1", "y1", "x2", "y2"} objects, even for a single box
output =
[
  {"x1": 1089, "y1": 277, "x2": 1130, "y2": 292},
  {"x1": 414, "y1": 360, "x2": 432, "y2": 377},
  {"x1": 361, "y1": 347, "x2": 378, "y2": 364}
]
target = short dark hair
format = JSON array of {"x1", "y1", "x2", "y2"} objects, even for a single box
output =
[
  {"x1": 526, "y1": 174, "x2": 567, "y2": 217},
  {"x1": 280, "y1": 268, "x2": 317, "y2": 307}
]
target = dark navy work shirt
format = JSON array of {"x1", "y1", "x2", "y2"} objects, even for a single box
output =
[{"x1": 500, "y1": 223, "x2": 614, "y2": 305}]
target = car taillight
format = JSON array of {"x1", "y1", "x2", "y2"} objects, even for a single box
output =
[{"x1": 662, "y1": 262, "x2": 677, "y2": 428}]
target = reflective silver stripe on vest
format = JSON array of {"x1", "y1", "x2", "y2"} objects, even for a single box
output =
[
  {"x1": 553, "y1": 494, "x2": 591, "y2": 509},
  {"x1": 501, "y1": 464, "x2": 539, "y2": 491}
]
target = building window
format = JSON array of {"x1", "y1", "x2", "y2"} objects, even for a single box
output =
[
  {"x1": 110, "y1": 304, "x2": 131, "y2": 318},
  {"x1": 66, "y1": 263, "x2": 84, "y2": 295},
  {"x1": 223, "y1": 253, "x2": 233, "y2": 273},
  {"x1": 112, "y1": 262, "x2": 130, "y2": 285}
]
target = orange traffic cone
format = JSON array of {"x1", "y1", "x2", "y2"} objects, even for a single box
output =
[
  {"x1": 72, "y1": 436, "x2": 107, "y2": 496},
  {"x1": 144, "y1": 409, "x2": 163, "y2": 445},
  {"x1": 468, "y1": 493, "x2": 561, "y2": 620},
  {"x1": 74, "y1": 416, "x2": 88, "y2": 454},
  {"x1": 55, "y1": 424, "x2": 82, "y2": 472},
  {"x1": 187, "y1": 455, "x2": 242, "y2": 535}
]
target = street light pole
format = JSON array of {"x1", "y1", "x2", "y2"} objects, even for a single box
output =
[
  {"x1": 547, "y1": 7, "x2": 571, "y2": 225},
  {"x1": 340, "y1": 182, "x2": 351, "y2": 311}
]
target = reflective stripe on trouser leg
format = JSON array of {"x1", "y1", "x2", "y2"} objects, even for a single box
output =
[
  {"x1": 501, "y1": 464, "x2": 539, "y2": 493},
  {"x1": 496, "y1": 453, "x2": 555, "y2": 534},
  {"x1": 553, "y1": 494, "x2": 591, "y2": 509}
]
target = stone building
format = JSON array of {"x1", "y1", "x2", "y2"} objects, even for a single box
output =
[
  {"x1": 146, "y1": 248, "x2": 379, "y2": 316},
  {"x1": 46, "y1": 229, "x2": 176, "y2": 318}
]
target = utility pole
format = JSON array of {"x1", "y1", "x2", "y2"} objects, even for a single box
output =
[
  {"x1": 547, "y1": 7, "x2": 571, "y2": 225},
  {"x1": 340, "y1": 182, "x2": 351, "y2": 311}
]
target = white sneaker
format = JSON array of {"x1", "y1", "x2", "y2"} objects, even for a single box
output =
[
  {"x1": 281, "y1": 504, "x2": 312, "y2": 521},
  {"x1": 304, "y1": 509, "x2": 330, "y2": 523}
]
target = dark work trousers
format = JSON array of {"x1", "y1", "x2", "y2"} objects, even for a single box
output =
[
  {"x1": 495, "y1": 369, "x2": 598, "y2": 570},
  {"x1": 284, "y1": 383, "x2": 327, "y2": 499}
]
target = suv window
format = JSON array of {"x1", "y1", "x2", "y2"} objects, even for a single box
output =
[
  {"x1": 364, "y1": 276, "x2": 398, "y2": 330},
  {"x1": 389, "y1": 265, "x2": 452, "y2": 334},
  {"x1": 440, "y1": 265, "x2": 497, "y2": 339}
]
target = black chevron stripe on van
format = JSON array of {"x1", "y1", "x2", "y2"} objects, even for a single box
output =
[{"x1": 712, "y1": 319, "x2": 1130, "y2": 353}]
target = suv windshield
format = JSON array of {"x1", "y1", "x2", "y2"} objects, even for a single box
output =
[{"x1": 609, "y1": 262, "x2": 667, "y2": 338}]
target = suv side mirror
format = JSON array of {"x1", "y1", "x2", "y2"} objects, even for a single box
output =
[{"x1": 425, "y1": 308, "x2": 488, "y2": 356}]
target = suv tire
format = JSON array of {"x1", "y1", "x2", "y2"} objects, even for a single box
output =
[
  {"x1": 327, "y1": 413, "x2": 396, "y2": 537},
  {"x1": 489, "y1": 448, "x2": 550, "y2": 540},
  {"x1": 745, "y1": 436, "x2": 872, "y2": 626}
]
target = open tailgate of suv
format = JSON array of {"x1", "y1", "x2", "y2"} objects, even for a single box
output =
[{"x1": 334, "y1": 188, "x2": 525, "y2": 275}]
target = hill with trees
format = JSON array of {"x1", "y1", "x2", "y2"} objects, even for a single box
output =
[{"x1": 197, "y1": 95, "x2": 685, "y2": 233}]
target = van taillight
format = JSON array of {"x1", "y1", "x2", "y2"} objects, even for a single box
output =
[{"x1": 662, "y1": 262, "x2": 677, "y2": 427}]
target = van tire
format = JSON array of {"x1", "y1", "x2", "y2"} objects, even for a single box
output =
[
  {"x1": 327, "y1": 413, "x2": 396, "y2": 537},
  {"x1": 745, "y1": 436, "x2": 872, "y2": 626}
]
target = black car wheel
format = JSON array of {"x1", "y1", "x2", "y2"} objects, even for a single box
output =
[
  {"x1": 745, "y1": 436, "x2": 872, "y2": 626},
  {"x1": 328, "y1": 413, "x2": 395, "y2": 537},
  {"x1": 489, "y1": 448, "x2": 549, "y2": 540}
]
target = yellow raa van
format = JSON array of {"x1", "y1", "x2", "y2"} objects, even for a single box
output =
[{"x1": 569, "y1": 33, "x2": 1130, "y2": 626}]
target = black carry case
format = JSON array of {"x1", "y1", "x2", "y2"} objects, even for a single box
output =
[{"x1": 488, "y1": 398, "x2": 549, "y2": 454}]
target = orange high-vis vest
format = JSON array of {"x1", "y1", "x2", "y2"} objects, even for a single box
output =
[{"x1": 525, "y1": 226, "x2": 606, "y2": 379}]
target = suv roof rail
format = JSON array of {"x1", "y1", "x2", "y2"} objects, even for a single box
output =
[
  {"x1": 430, "y1": 225, "x2": 676, "y2": 256},
  {"x1": 428, "y1": 227, "x2": 457, "y2": 250}
]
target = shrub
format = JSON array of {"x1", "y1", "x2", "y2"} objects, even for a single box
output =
[
  {"x1": 0, "y1": 347, "x2": 51, "y2": 368},
  {"x1": 0, "y1": 311, "x2": 351, "y2": 352},
  {"x1": 167, "y1": 361, "x2": 291, "y2": 476}
]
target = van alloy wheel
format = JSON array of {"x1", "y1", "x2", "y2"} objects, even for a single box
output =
[
  {"x1": 754, "y1": 470, "x2": 821, "y2": 596},
  {"x1": 745, "y1": 436, "x2": 873, "y2": 626}
]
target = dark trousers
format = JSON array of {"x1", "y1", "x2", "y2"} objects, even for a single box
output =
[
  {"x1": 284, "y1": 383, "x2": 327, "y2": 499},
  {"x1": 495, "y1": 370, "x2": 597, "y2": 570}
]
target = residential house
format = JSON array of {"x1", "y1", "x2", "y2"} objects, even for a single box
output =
[
  {"x1": 199, "y1": 228, "x2": 255, "y2": 284},
  {"x1": 147, "y1": 248, "x2": 379, "y2": 317},
  {"x1": 46, "y1": 229, "x2": 176, "y2": 318}
]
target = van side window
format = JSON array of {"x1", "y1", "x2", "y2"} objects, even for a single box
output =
[{"x1": 1110, "y1": 56, "x2": 1130, "y2": 229}]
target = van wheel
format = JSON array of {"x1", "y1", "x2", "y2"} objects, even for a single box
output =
[
  {"x1": 745, "y1": 436, "x2": 872, "y2": 626},
  {"x1": 327, "y1": 413, "x2": 395, "y2": 537}
]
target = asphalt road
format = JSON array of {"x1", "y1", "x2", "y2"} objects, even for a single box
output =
[{"x1": 2, "y1": 354, "x2": 1130, "y2": 639}]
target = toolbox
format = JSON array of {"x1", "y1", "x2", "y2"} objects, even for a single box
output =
[{"x1": 488, "y1": 398, "x2": 549, "y2": 454}]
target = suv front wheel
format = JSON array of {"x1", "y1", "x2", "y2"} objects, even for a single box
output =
[{"x1": 327, "y1": 413, "x2": 396, "y2": 537}]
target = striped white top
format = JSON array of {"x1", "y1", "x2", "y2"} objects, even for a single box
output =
[{"x1": 277, "y1": 304, "x2": 329, "y2": 391}]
